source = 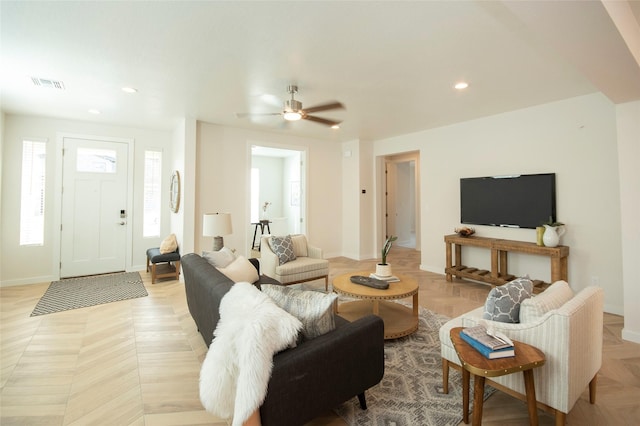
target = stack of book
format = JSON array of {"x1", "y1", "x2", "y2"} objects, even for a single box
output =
[
  {"x1": 459, "y1": 325, "x2": 515, "y2": 359},
  {"x1": 368, "y1": 273, "x2": 400, "y2": 282}
]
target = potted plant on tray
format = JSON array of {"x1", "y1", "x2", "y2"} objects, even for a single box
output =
[{"x1": 376, "y1": 235, "x2": 398, "y2": 277}]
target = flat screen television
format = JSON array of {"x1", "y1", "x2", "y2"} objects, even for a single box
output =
[{"x1": 460, "y1": 173, "x2": 556, "y2": 229}]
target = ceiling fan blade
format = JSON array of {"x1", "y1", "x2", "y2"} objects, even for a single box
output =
[
  {"x1": 304, "y1": 115, "x2": 342, "y2": 127},
  {"x1": 303, "y1": 102, "x2": 345, "y2": 114},
  {"x1": 236, "y1": 112, "x2": 282, "y2": 118}
]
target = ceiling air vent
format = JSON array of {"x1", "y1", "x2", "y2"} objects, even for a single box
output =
[{"x1": 31, "y1": 77, "x2": 65, "y2": 90}]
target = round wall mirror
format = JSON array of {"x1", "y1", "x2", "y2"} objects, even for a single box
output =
[{"x1": 170, "y1": 170, "x2": 181, "y2": 213}]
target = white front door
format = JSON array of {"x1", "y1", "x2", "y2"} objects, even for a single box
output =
[{"x1": 60, "y1": 138, "x2": 128, "y2": 277}]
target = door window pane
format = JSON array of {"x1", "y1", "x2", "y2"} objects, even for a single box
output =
[
  {"x1": 20, "y1": 139, "x2": 47, "y2": 245},
  {"x1": 77, "y1": 148, "x2": 116, "y2": 173},
  {"x1": 143, "y1": 151, "x2": 162, "y2": 237}
]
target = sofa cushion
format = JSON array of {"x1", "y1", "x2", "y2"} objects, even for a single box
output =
[
  {"x1": 147, "y1": 247, "x2": 180, "y2": 263},
  {"x1": 269, "y1": 235, "x2": 297, "y2": 265},
  {"x1": 482, "y1": 276, "x2": 533, "y2": 323},
  {"x1": 520, "y1": 280, "x2": 574, "y2": 323},
  {"x1": 159, "y1": 233, "x2": 178, "y2": 254},
  {"x1": 290, "y1": 234, "x2": 309, "y2": 257},
  {"x1": 217, "y1": 256, "x2": 259, "y2": 283},
  {"x1": 261, "y1": 284, "x2": 337, "y2": 340},
  {"x1": 203, "y1": 247, "x2": 237, "y2": 268}
]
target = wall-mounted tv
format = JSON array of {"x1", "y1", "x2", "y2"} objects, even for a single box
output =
[{"x1": 460, "y1": 173, "x2": 556, "y2": 229}]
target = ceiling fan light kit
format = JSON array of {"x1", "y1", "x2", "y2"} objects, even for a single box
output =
[
  {"x1": 238, "y1": 84, "x2": 345, "y2": 127},
  {"x1": 283, "y1": 111, "x2": 302, "y2": 121}
]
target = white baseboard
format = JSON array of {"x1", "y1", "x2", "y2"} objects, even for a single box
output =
[
  {"x1": 603, "y1": 303, "x2": 624, "y2": 316},
  {"x1": 0, "y1": 275, "x2": 57, "y2": 287},
  {"x1": 420, "y1": 264, "x2": 442, "y2": 274},
  {"x1": 622, "y1": 328, "x2": 640, "y2": 344}
]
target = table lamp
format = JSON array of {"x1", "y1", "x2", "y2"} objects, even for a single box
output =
[{"x1": 203, "y1": 213, "x2": 232, "y2": 251}]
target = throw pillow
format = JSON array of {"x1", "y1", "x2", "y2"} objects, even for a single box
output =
[
  {"x1": 520, "y1": 280, "x2": 574, "y2": 323},
  {"x1": 261, "y1": 284, "x2": 338, "y2": 340},
  {"x1": 290, "y1": 234, "x2": 309, "y2": 257},
  {"x1": 269, "y1": 235, "x2": 297, "y2": 265},
  {"x1": 203, "y1": 247, "x2": 237, "y2": 268},
  {"x1": 217, "y1": 256, "x2": 259, "y2": 283},
  {"x1": 482, "y1": 276, "x2": 533, "y2": 323},
  {"x1": 159, "y1": 233, "x2": 178, "y2": 254}
]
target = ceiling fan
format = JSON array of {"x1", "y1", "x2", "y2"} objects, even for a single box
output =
[{"x1": 236, "y1": 85, "x2": 345, "y2": 128}]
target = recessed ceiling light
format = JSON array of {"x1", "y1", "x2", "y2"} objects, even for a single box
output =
[
  {"x1": 121, "y1": 87, "x2": 138, "y2": 93},
  {"x1": 454, "y1": 82, "x2": 469, "y2": 90},
  {"x1": 331, "y1": 125, "x2": 340, "y2": 129},
  {"x1": 88, "y1": 109, "x2": 101, "y2": 114}
]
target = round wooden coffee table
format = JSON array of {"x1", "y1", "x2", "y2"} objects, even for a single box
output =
[{"x1": 332, "y1": 271, "x2": 419, "y2": 339}]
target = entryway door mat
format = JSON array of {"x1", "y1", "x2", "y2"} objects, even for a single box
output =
[
  {"x1": 31, "y1": 272, "x2": 147, "y2": 316},
  {"x1": 334, "y1": 305, "x2": 496, "y2": 425}
]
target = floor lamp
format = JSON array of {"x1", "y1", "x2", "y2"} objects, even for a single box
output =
[{"x1": 203, "y1": 213, "x2": 232, "y2": 251}]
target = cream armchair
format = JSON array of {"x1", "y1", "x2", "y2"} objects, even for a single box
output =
[
  {"x1": 260, "y1": 234, "x2": 329, "y2": 290},
  {"x1": 439, "y1": 281, "x2": 604, "y2": 425}
]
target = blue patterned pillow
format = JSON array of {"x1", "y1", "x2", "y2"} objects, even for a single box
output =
[
  {"x1": 482, "y1": 277, "x2": 533, "y2": 323},
  {"x1": 269, "y1": 235, "x2": 297, "y2": 265}
]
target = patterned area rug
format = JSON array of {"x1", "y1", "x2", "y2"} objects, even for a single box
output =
[
  {"x1": 334, "y1": 305, "x2": 495, "y2": 426},
  {"x1": 31, "y1": 272, "x2": 147, "y2": 316}
]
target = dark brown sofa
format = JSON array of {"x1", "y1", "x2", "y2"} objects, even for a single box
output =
[{"x1": 181, "y1": 253, "x2": 385, "y2": 426}]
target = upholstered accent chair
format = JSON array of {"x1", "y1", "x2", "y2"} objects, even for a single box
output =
[
  {"x1": 439, "y1": 281, "x2": 604, "y2": 425},
  {"x1": 260, "y1": 234, "x2": 329, "y2": 291}
]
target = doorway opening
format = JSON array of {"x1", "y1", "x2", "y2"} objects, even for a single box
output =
[
  {"x1": 383, "y1": 152, "x2": 420, "y2": 250},
  {"x1": 250, "y1": 145, "x2": 306, "y2": 253}
]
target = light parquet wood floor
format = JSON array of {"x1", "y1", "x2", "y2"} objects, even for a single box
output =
[{"x1": 1, "y1": 247, "x2": 639, "y2": 425}]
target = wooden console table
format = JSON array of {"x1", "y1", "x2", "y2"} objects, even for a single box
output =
[{"x1": 444, "y1": 234, "x2": 569, "y2": 293}]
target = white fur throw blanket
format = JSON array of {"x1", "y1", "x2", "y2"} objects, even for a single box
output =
[{"x1": 199, "y1": 282, "x2": 302, "y2": 426}]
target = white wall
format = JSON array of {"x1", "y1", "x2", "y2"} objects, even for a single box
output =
[
  {"x1": 616, "y1": 101, "x2": 640, "y2": 342},
  {"x1": 340, "y1": 139, "x2": 377, "y2": 260},
  {"x1": 252, "y1": 155, "x2": 284, "y2": 220},
  {"x1": 169, "y1": 119, "x2": 186, "y2": 254},
  {"x1": 282, "y1": 154, "x2": 302, "y2": 235},
  {"x1": 0, "y1": 114, "x2": 173, "y2": 285},
  {"x1": 374, "y1": 93, "x2": 624, "y2": 315},
  {"x1": 359, "y1": 141, "x2": 375, "y2": 259},
  {"x1": 194, "y1": 122, "x2": 342, "y2": 259},
  {"x1": 181, "y1": 118, "x2": 197, "y2": 257},
  {"x1": 341, "y1": 140, "x2": 361, "y2": 259}
]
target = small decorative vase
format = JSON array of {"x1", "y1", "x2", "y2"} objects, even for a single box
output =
[
  {"x1": 376, "y1": 263, "x2": 392, "y2": 277},
  {"x1": 536, "y1": 226, "x2": 545, "y2": 246},
  {"x1": 542, "y1": 225, "x2": 565, "y2": 248}
]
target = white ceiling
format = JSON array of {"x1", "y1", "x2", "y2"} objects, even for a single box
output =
[{"x1": 1, "y1": 1, "x2": 639, "y2": 142}]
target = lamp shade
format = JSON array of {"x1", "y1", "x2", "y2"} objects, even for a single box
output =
[{"x1": 203, "y1": 213, "x2": 232, "y2": 237}]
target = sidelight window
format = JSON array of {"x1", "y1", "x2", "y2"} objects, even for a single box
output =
[
  {"x1": 20, "y1": 139, "x2": 47, "y2": 246},
  {"x1": 143, "y1": 150, "x2": 162, "y2": 237}
]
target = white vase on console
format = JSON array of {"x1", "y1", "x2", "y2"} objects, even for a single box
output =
[{"x1": 542, "y1": 224, "x2": 565, "y2": 247}]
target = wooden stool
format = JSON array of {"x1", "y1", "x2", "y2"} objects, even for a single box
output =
[{"x1": 146, "y1": 247, "x2": 181, "y2": 284}]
